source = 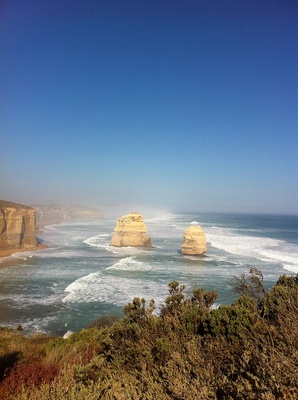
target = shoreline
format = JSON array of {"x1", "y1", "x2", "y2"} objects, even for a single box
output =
[{"x1": 0, "y1": 244, "x2": 48, "y2": 269}]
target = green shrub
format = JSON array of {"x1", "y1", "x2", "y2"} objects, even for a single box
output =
[
  {"x1": 87, "y1": 314, "x2": 121, "y2": 329},
  {"x1": 1, "y1": 273, "x2": 297, "y2": 399}
]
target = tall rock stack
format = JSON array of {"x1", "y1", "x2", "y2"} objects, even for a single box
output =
[
  {"x1": 110, "y1": 212, "x2": 152, "y2": 247},
  {"x1": 0, "y1": 200, "x2": 37, "y2": 251},
  {"x1": 181, "y1": 225, "x2": 207, "y2": 255}
]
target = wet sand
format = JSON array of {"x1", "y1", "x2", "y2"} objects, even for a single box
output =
[{"x1": 0, "y1": 244, "x2": 47, "y2": 269}]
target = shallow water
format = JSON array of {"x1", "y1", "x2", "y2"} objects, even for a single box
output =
[{"x1": 0, "y1": 212, "x2": 297, "y2": 336}]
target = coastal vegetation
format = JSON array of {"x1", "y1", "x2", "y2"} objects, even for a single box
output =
[{"x1": 0, "y1": 270, "x2": 297, "y2": 399}]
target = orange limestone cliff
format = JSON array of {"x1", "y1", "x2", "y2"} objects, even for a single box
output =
[
  {"x1": 110, "y1": 212, "x2": 152, "y2": 247},
  {"x1": 0, "y1": 200, "x2": 37, "y2": 252},
  {"x1": 181, "y1": 225, "x2": 207, "y2": 255}
]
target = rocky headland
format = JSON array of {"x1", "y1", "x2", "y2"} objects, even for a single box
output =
[
  {"x1": 110, "y1": 212, "x2": 152, "y2": 247},
  {"x1": 181, "y1": 225, "x2": 207, "y2": 255},
  {"x1": 33, "y1": 205, "x2": 103, "y2": 228},
  {"x1": 0, "y1": 200, "x2": 40, "y2": 258}
]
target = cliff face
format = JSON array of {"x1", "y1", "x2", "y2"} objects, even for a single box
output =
[
  {"x1": 181, "y1": 225, "x2": 207, "y2": 255},
  {"x1": 0, "y1": 200, "x2": 37, "y2": 251},
  {"x1": 34, "y1": 206, "x2": 70, "y2": 227},
  {"x1": 111, "y1": 212, "x2": 152, "y2": 247},
  {"x1": 34, "y1": 205, "x2": 102, "y2": 227}
]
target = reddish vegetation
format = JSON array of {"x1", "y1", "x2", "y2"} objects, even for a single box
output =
[{"x1": 1, "y1": 363, "x2": 59, "y2": 399}]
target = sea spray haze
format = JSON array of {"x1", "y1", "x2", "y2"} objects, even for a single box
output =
[{"x1": 0, "y1": 212, "x2": 297, "y2": 336}]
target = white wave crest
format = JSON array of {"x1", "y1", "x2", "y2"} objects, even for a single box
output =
[
  {"x1": 283, "y1": 264, "x2": 298, "y2": 273},
  {"x1": 62, "y1": 271, "x2": 167, "y2": 309},
  {"x1": 206, "y1": 226, "x2": 298, "y2": 272},
  {"x1": 108, "y1": 245, "x2": 151, "y2": 255},
  {"x1": 106, "y1": 257, "x2": 145, "y2": 271},
  {"x1": 83, "y1": 233, "x2": 111, "y2": 248}
]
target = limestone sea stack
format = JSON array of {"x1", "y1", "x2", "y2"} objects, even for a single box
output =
[
  {"x1": 181, "y1": 225, "x2": 207, "y2": 255},
  {"x1": 111, "y1": 212, "x2": 152, "y2": 247},
  {"x1": 0, "y1": 200, "x2": 37, "y2": 251}
]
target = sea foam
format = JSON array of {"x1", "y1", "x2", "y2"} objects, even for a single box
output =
[
  {"x1": 106, "y1": 257, "x2": 146, "y2": 271},
  {"x1": 62, "y1": 270, "x2": 167, "y2": 309},
  {"x1": 83, "y1": 233, "x2": 111, "y2": 248},
  {"x1": 206, "y1": 226, "x2": 298, "y2": 272}
]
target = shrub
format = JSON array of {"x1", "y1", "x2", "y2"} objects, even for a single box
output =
[
  {"x1": 87, "y1": 314, "x2": 121, "y2": 329},
  {"x1": 229, "y1": 268, "x2": 265, "y2": 301},
  {"x1": 1, "y1": 273, "x2": 297, "y2": 399},
  {"x1": 0, "y1": 362, "x2": 59, "y2": 400}
]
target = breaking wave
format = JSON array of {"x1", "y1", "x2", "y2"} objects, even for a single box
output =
[
  {"x1": 62, "y1": 270, "x2": 167, "y2": 309},
  {"x1": 206, "y1": 227, "x2": 298, "y2": 273}
]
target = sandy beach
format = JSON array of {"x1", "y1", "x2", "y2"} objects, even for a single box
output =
[{"x1": 0, "y1": 244, "x2": 47, "y2": 269}]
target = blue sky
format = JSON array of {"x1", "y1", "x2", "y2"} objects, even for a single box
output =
[{"x1": 1, "y1": 0, "x2": 297, "y2": 214}]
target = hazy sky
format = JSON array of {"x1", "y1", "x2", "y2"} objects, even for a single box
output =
[{"x1": 1, "y1": 0, "x2": 297, "y2": 215}]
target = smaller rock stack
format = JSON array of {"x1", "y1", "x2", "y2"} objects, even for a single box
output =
[
  {"x1": 181, "y1": 225, "x2": 207, "y2": 255},
  {"x1": 110, "y1": 212, "x2": 152, "y2": 247}
]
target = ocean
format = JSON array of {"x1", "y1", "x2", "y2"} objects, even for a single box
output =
[{"x1": 0, "y1": 211, "x2": 297, "y2": 337}]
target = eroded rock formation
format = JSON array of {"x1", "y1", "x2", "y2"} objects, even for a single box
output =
[
  {"x1": 111, "y1": 212, "x2": 152, "y2": 247},
  {"x1": 0, "y1": 200, "x2": 37, "y2": 251},
  {"x1": 181, "y1": 225, "x2": 207, "y2": 255}
]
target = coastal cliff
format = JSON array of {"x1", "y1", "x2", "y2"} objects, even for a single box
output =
[
  {"x1": 111, "y1": 212, "x2": 152, "y2": 247},
  {"x1": 34, "y1": 205, "x2": 102, "y2": 227},
  {"x1": 181, "y1": 225, "x2": 207, "y2": 255},
  {"x1": 0, "y1": 200, "x2": 37, "y2": 251}
]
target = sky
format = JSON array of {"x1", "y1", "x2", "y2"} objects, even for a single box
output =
[{"x1": 1, "y1": 0, "x2": 297, "y2": 215}]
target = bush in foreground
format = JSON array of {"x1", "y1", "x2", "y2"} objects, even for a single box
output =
[{"x1": 0, "y1": 273, "x2": 297, "y2": 399}]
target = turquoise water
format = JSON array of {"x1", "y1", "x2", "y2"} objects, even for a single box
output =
[{"x1": 0, "y1": 212, "x2": 297, "y2": 336}]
